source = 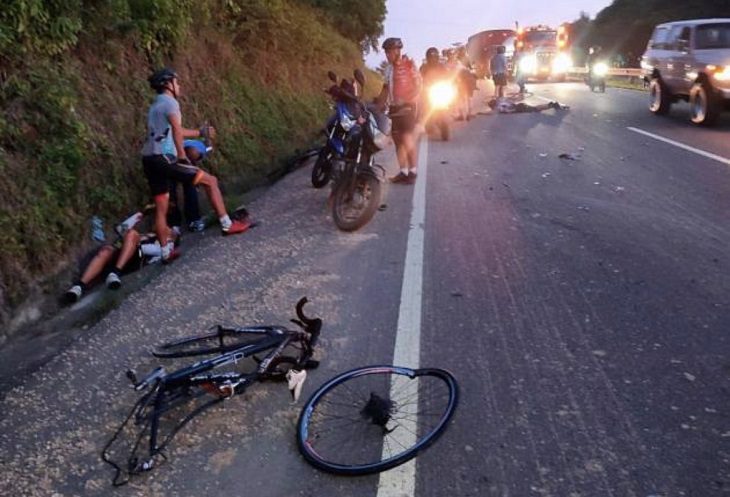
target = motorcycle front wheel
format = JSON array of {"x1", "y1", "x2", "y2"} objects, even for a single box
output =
[
  {"x1": 332, "y1": 172, "x2": 381, "y2": 232},
  {"x1": 311, "y1": 148, "x2": 333, "y2": 189}
]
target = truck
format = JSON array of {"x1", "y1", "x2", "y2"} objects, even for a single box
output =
[
  {"x1": 515, "y1": 24, "x2": 572, "y2": 81},
  {"x1": 466, "y1": 29, "x2": 516, "y2": 78}
]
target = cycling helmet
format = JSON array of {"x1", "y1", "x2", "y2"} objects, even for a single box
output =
[
  {"x1": 148, "y1": 68, "x2": 178, "y2": 92},
  {"x1": 426, "y1": 47, "x2": 439, "y2": 60},
  {"x1": 382, "y1": 38, "x2": 403, "y2": 50}
]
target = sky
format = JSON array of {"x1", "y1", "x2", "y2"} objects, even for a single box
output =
[{"x1": 366, "y1": 0, "x2": 613, "y2": 67}]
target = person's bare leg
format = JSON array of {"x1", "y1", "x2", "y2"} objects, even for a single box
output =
[
  {"x1": 80, "y1": 246, "x2": 117, "y2": 286},
  {"x1": 404, "y1": 132, "x2": 418, "y2": 171},
  {"x1": 196, "y1": 172, "x2": 226, "y2": 217},
  {"x1": 114, "y1": 230, "x2": 141, "y2": 271},
  {"x1": 153, "y1": 193, "x2": 171, "y2": 245}
]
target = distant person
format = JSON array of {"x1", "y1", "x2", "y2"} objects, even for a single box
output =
[
  {"x1": 489, "y1": 46, "x2": 508, "y2": 99},
  {"x1": 142, "y1": 68, "x2": 252, "y2": 262},
  {"x1": 377, "y1": 38, "x2": 422, "y2": 185},
  {"x1": 513, "y1": 49, "x2": 527, "y2": 94},
  {"x1": 488, "y1": 97, "x2": 568, "y2": 113}
]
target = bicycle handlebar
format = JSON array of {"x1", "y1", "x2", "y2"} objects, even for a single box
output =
[{"x1": 292, "y1": 297, "x2": 322, "y2": 348}]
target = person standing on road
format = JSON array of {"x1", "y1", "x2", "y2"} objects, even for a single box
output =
[
  {"x1": 377, "y1": 38, "x2": 422, "y2": 185},
  {"x1": 490, "y1": 45, "x2": 508, "y2": 99},
  {"x1": 142, "y1": 68, "x2": 252, "y2": 261}
]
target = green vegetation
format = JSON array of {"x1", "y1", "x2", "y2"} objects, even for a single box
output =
[
  {"x1": 568, "y1": 0, "x2": 728, "y2": 64},
  {"x1": 0, "y1": 0, "x2": 386, "y2": 330}
]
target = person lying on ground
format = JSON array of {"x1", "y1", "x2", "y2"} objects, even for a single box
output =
[
  {"x1": 64, "y1": 224, "x2": 180, "y2": 303},
  {"x1": 487, "y1": 97, "x2": 569, "y2": 114}
]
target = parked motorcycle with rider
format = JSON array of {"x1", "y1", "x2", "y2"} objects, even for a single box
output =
[{"x1": 324, "y1": 69, "x2": 391, "y2": 231}]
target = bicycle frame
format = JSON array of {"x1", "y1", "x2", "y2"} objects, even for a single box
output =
[{"x1": 102, "y1": 297, "x2": 321, "y2": 486}]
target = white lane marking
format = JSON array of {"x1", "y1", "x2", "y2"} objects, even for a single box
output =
[
  {"x1": 627, "y1": 127, "x2": 730, "y2": 166},
  {"x1": 376, "y1": 137, "x2": 429, "y2": 497}
]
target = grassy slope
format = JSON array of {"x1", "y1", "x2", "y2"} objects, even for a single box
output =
[{"x1": 0, "y1": 0, "x2": 380, "y2": 333}]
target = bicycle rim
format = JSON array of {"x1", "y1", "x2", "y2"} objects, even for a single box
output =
[{"x1": 297, "y1": 366, "x2": 458, "y2": 475}]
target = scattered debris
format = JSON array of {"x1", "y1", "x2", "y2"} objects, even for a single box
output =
[
  {"x1": 440, "y1": 160, "x2": 449, "y2": 164},
  {"x1": 577, "y1": 206, "x2": 590, "y2": 211},
  {"x1": 615, "y1": 186, "x2": 625, "y2": 192},
  {"x1": 450, "y1": 291, "x2": 463, "y2": 298},
  {"x1": 558, "y1": 153, "x2": 580, "y2": 161},
  {"x1": 683, "y1": 372, "x2": 696, "y2": 382},
  {"x1": 378, "y1": 204, "x2": 387, "y2": 211},
  {"x1": 539, "y1": 153, "x2": 548, "y2": 158},
  {"x1": 542, "y1": 172, "x2": 551, "y2": 178}
]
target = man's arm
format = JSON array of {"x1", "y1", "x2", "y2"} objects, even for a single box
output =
[{"x1": 168, "y1": 112, "x2": 188, "y2": 160}]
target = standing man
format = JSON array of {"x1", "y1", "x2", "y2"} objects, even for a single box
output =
[
  {"x1": 141, "y1": 68, "x2": 252, "y2": 260},
  {"x1": 490, "y1": 45, "x2": 508, "y2": 99},
  {"x1": 377, "y1": 38, "x2": 422, "y2": 185}
]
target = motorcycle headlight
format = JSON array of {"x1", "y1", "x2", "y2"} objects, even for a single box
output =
[
  {"x1": 552, "y1": 53, "x2": 572, "y2": 74},
  {"x1": 520, "y1": 55, "x2": 537, "y2": 75},
  {"x1": 339, "y1": 113, "x2": 356, "y2": 132},
  {"x1": 593, "y1": 62, "x2": 609, "y2": 76},
  {"x1": 428, "y1": 82, "x2": 457, "y2": 110}
]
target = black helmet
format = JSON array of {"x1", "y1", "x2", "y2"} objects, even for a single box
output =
[
  {"x1": 382, "y1": 37, "x2": 403, "y2": 50},
  {"x1": 426, "y1": 47, "x2": 439, "y2": 60},
  {"x1": 148, "y1": 68, "x2": 178, "y2": 92}
]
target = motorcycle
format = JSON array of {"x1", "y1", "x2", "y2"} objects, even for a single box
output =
[
  {"x1": 311, "y1": 72, "x2": 358, "y2": 189},
  {"x1": 425, "y1": 80, "x2": 456, "y2": 141},
  {"x1": 588, "y1": 61, "x2": 608, "y2": 93},
  {"x1": 328, "y1": 69, "x2": 391, "y2": 232}
]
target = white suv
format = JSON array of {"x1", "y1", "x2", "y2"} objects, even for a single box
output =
[{"x1": 642, "y1": 19, "x2": 730, "y2": 126}]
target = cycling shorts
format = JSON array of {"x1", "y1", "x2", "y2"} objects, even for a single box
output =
[{"x1": 142, "y1": 154, "x2": 203, "y2": 197}]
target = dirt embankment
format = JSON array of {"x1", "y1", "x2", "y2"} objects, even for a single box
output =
[{"x1": 0, "y1": 0, "x2": 379, "y2": 341}]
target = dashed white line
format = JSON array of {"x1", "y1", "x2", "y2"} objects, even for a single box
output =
[
  {"x1": 376, "y1": 137, "x2": 429, "y2": 497},
  {"x1": 627, "y1": 126, "x2": 730, "y2": 166}
]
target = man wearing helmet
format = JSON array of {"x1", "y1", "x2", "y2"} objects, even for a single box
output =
[
  {"x1": 420, "y1": 47, "x2": 448, "y2": 85},
  {"x1": 142, "y1": 68, "x2": 252, "y2": 261},
  {"x1": 377, "y1": 38, "x2": 422, "y2": 185}
]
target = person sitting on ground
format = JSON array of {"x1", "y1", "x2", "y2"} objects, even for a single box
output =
[
  {"x1": 142, "y1": 68, "x2": 252, "y2": 262},
  {"x1": 64, "y1": 214, "x2": 180, "y2": 303},
  {"x1": 487, "y1": 97, "x2": 569, "y2": 114},
  {"x1": 168, "y1": 139, "x2": 212, "y2": 232}
]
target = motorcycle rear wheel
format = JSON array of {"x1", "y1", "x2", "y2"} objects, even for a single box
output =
[{"x1": 332, "y1": 173, "x2": 381, "y2": 232}]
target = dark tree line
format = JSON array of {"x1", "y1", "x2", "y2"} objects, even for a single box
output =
[
  {"x1": 568, "y1": 0, "x2": 728, "y2": 66},
  {"x1": 297, "y1": 0, "x2": 387, "y2": 52}
]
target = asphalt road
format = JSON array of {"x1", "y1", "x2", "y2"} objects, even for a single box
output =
[{"x1": 1, "y1": 81, "x2": 729, "y2": 497}]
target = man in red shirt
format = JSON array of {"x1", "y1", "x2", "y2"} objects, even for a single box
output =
[{"x1": 377, "y1": 38, "x2": 423, "y2": 185}]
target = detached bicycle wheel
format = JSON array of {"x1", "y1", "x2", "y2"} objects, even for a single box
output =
[
  {"x1": 152, "y1": 326, "x2": 283, "y2": 358},
  {"x1": 297, "y1": 366, "x2": 458, "y2": 475}
]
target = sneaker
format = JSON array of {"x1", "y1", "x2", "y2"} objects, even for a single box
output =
[
  {"x1": 389, "y1": 172, "x2": 410, "y2": 184},
  {"x1": 188, "y1": 219, "x2": 206, "y2": 232},
  {"x1": 222, "y1": 218, "x2": 252, "y2": 236},
  {"x1": 106, "y1": 272, "x2": 122, "y2": 290},
  {"x1": 162, "y1": 247, "x2": 182, "y2": 264},
  {"x1": 65, "y1": 285, "x2": 83, "y2": 303}
]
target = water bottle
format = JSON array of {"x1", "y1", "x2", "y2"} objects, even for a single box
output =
[{"x1": 90, "y1": 216, "x2": 105, "y2": 242}]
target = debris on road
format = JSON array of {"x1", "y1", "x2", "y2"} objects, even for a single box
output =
[
  {"x1": 558, "y1": 153, "x2": 580, "y2": 161},
  {"x1": 539, "y1": 153, "x2": 548, "y2": 158},
  {"x1": 542, "y1": 172, "x2": 551, "y2": 178}
]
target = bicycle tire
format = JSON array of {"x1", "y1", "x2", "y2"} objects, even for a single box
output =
[
  {"x1": 152, "y1": 326, "x2": 284, "y2": 358},
  {"x1": 296, "y1": 365, "x2": 458, "y2": 475}
]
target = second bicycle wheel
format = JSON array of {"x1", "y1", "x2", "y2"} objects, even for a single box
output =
[{"x1": 296, "y1": 365, "x2": 458, "y2": 475}]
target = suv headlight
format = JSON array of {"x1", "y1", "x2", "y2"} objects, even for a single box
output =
[{"x1": 712, "y1": 66, "x2": 730, "y2": 81}]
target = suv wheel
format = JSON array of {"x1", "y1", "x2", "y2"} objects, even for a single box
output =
[
  {"x1": 649, "y1": 77, "x2": 671, "y2": 115},
  {"x1": 689, "y1": 81, "x2": 720, "y2": 126}
]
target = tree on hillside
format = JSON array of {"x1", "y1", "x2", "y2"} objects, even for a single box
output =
[{"x1": 298, "y1": 0, "x2": 387, "y2": 52}]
